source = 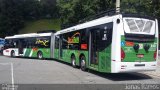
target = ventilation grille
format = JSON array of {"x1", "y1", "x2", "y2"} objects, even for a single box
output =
[{"x1": 125, "y1": 19, "x2": 153, "y2": 33}]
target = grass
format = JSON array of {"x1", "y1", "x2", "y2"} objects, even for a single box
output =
[{"x1": 19, "y1": 18, "x2": 61, "y2": 34}]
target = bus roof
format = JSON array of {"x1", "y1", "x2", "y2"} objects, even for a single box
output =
[
  {"x1": 55, "y1": 14, "x2": 120, "y2": 35},
  {"x1": 5, "y1": 33, "x2": 52, "y2": 39},
  {"x1": 55, "y1": 13, "x2": 156, "y2": 35}
]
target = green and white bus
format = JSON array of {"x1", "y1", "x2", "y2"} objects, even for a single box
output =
[
  {"x1": 3, "y1": 32, "x2": 55, "y2": 59},
  {"x1": 3, "y1": 14, "x2": 158, "y2": 73},
  {"x1": 53, "y1": 14, "x2": 158, "y2": 73}
]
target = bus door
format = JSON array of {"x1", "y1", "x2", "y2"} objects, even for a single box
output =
[
  {"x1": 18, "y1": 39, "x2": 25, "y2": 54},
  {"x1": 89, "y1": 23, "x2": 113, "y2": 71},
  {"x1": 89, "y1": 29, "x2": 100, "y2": 68}
]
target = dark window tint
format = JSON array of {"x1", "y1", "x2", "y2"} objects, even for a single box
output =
[
  {"x1": 4, "y1": 39, "x2": 17, "y2": 48},
  {"x1": 80, "y1": 29, "x2": 89, "y2": 50},
  {"x1": 98, "y1": 22, "x2": 113, "y2": 51},
  {"x1": 90, "y1": 22, "x2": 113, "y2": 51},
  {"x1": 61, "y1": 33, "x2": 68, "y2": 49},
  {"x1": 61, "y1": 31, "x2": 80, "y2": 50},
  {"x1": 55, "y1": 35, "x2": 59, "y2": 49},
  {"x1": 68, "y1": 31, "x2": 80, "y2": 50},
  {"x1": 35, "y1": 36, "x2": 50, "y2": 48}
]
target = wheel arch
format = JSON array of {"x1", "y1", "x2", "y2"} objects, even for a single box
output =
[
  {"x1": 37, "y1": 50, "x2": 42, "y2": 55},
  {"x1": 71, "y1": 53, "x2": 75, "y2": 58},
  {"x1": 37, "y1": 50, "x2": 43, "y2": 59},
  {"x1": 79, "y1": 53, "x2": 86, "y2": 66},
  {"x1": 10, "y1": 50, "x2": 15, "y2": 57}
]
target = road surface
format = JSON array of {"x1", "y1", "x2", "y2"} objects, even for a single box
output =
[{"x1": 0, "y1": 56, "x2": 160, "y2": 90}]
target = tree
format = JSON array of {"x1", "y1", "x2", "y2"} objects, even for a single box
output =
[
  {"x1": 57, "y1": 0, "x2": 114, "y2": 26},
  {"x1": 40, "y1": 0, "x2": 57, "y2": 18},
  {"x1": 121, "y1": 0, "x2": 160, "y2": 17},
  {"x1": 23, "y1": 0, "x2": 42, "y2": 20},
  {"x1": 0, "y1": 0, "x2": 24, "y2": 37},
  {"x1": 0, "y1": 0, "x2": 58, "y2": 37}
]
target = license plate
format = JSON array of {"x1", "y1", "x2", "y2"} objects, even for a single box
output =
[{"x1": 137, "y1": 54, "x2": 144, "y2": 58}]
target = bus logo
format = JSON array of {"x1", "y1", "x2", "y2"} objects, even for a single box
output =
[
  {"x1": 35, "y1": 39, "x2": 49, "y2": 46},
  {"x1": 68, "y1": 32, "x2": 80, "y2": 44}
]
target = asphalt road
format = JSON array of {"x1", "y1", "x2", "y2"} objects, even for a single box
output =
[{"x1": 0, "y1": 56, "x2": 160, "y2": 90}]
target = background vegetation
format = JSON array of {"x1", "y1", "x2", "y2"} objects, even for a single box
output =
[{"x1": 0, "y1": 0, "x2": 159, "y2": 38}]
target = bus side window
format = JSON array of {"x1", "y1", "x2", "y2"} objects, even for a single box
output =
[
  {"x1": 27, "y1": 38, "x2": 34, "y2": 48},
  {"x1": 80, "y1": 29, "x2": 87, "y2": 43},
  {"x1": 55, "y1": 36, "x2": 59, "y2": 49},
  {"x1": 68, "y1": 31, "x2": 80, "y2": 50},
  {"x1": 62, "y1": 33, "x2": 68, "y2": 49},
  {"x1": 96, "y1": 22, "x2": 113, "y2": 51}
]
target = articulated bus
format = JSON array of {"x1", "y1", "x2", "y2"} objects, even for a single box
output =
[{"x1": 3, "y1": 14, "x2": 158, "y2": 73}]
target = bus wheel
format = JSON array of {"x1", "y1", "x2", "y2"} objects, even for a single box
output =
[
  {"x1": 37, "y1": 51, "x2": 43, "y2": 59},
  {"x1": 11, "y1": 50, "x2": 15, "y2": 57},
  {"x1": 71, "y1": 55, "x2": 76, "y2": 68},
  {"x1": 80, "y1": 56, "x2": 86, "y2": 71}
]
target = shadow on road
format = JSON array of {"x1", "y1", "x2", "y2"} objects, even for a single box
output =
[
  {"x1": 50, "y1": 59, "x2": 153, "y2": 81},
  {"x1": 87, "y1": 70, "x2": 152, "y2": 81},
  {"x1": 46, "y1": 58, "x2": 153, "y2": 81}
]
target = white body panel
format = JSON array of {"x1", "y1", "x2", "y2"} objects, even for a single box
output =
[
  {"x1": 111, "y1": 15, "x2": 123, "y2": 73},
  {"x1": 112, "y1": 62, "x2": 157, "y2": 73},
  {"x1": 3, "y1": 48, "x2": 19, "y2": 56}
]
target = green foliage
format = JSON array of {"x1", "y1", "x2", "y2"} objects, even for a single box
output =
[
  {"x1": 19, "y1": 19, "x2": 61, "y2": 34},
  {"x1": 57, "y1": 0, "x2": 160, "y2": 26},
  {"x1": 0, "y1": 0, "x2": 24, "y2": 37},
  {"x1": 121, "y1": 0, "x2": 160, "y2": 17},
  {"x1": 0, "y1": 0, "x2": 160, "y2": 38},
  {"x1": 0, "y1": 0, "x2": 57, "y2": 38},
  {"x1": 40, "y1": 0, "x2": 58, "y2": 18},
  {"x1": 57, "y1": 0, "x2": 114, "y2": 25}
]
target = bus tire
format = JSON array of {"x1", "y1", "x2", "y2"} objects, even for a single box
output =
[
  {"x1": 37, "y1": 51, "x2": 43, "y2": 59},
  {"x1": 80, "y1": 56, "x2": 87, "y2": 71},
  {"x1": 71, "y1": 55, "x2": 76, "y2": 68},
  {"x1": 11, "y1": 50, "x2": 15, "y2": 57}
]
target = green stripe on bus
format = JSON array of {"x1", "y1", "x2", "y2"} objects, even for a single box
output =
[{"x1": 24, "y1": 49, "x2": 32, "y2": 57}]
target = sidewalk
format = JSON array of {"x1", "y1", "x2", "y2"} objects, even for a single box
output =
[{"x1": 141, "y1": 57, "x2": 160, "y2": 78}]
